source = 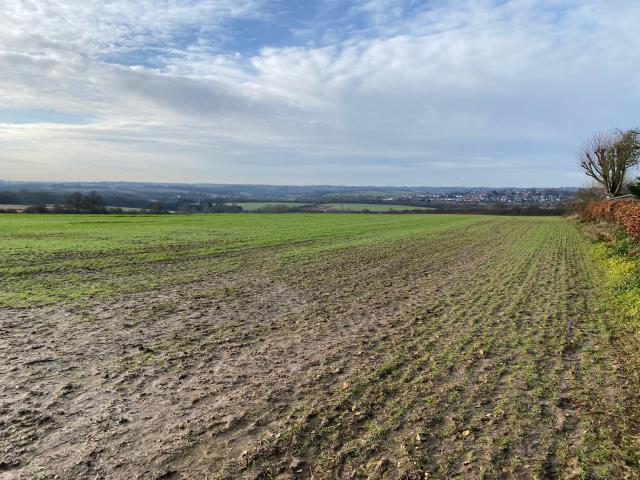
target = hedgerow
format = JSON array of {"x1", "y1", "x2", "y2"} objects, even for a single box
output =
[
  {"x1": 584, "y1": 199, "x2": 640, "y2": 240},
  {"x1": 586, "y1": 224, "x2": 640, "y2": 470}
]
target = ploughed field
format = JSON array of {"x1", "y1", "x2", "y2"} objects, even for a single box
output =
[{"x1": 0, "y1": 214, "x2": 632, "y2": 478}]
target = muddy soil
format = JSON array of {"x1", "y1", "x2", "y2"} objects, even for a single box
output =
[{"x1": 0, "y1": 219, "x2": 635, "y2": 479}]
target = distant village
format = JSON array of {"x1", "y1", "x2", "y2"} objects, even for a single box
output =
[{"x1": 402, "y1": 188, "x2": 574, "y2": 207}]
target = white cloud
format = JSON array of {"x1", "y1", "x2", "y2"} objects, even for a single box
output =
[
  {"x1": 1, "y1": 0, "x2": 640, "y2": 185},
  {"x1": 2, "y1": 1, "x2": 266, "y2": 57}
]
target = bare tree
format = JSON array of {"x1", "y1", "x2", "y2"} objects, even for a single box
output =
[
  {"x1": 571, "y1": 186, "x2": 603, "y2": 215},
  {"x1": 579, "y1": 129, "x2": 640, "y2": 198}
]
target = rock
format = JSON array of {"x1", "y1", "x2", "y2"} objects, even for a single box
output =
[
  {"x1": 289, "y1": 457, "x2": 303, "y2": 471},
  {"x1": 462, "y1": 429, "x2": 471, "y2": 437}
]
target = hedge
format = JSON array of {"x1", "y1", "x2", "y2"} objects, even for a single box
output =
[{"x1": 584, "y1": 199, "x2": 640, "y2": 240}]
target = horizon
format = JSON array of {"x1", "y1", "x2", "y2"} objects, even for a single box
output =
[
  {"x1": 2, "y1": 1, "x2": 640, "y2": 186},
  {"x1": 0, "y1": 179, "x2": 580, "y2": 190}
]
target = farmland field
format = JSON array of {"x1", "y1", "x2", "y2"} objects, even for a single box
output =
[
  {"x1": 0, "y1": 214, "x2": 636, "y2": 478},
  {"x1": 229, "y1": 202, "x2": 432, "y2": 212},
  {"x1": 228, "y1": 202, "x2": 307, "y2": 211},
  {"x1": 323, "y1": 203, "x2": 432, "y2": 211}
]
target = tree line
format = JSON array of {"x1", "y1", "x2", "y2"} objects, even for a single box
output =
[
  {"x1": 0, "y1": 192, "x2": 251, "y2": 214},
  {"x1": 12, "y1": 191, "x2": 107, "y2": 213}
]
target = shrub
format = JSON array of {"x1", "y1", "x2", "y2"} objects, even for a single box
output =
[{"x1": 585, "y1": 199, "x2": 640, "y2": 240}]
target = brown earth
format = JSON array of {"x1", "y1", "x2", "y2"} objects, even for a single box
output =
[{"x1": 0, "y1": 219, "x2": 635, "y2": 479}]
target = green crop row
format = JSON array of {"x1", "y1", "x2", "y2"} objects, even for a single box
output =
[{"x1": 0, "y1": 213, "x2": 485, "y2": 307}]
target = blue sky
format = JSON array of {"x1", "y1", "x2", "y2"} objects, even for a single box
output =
[{"x1": 1, "y1": 0, "x2": 639, "y2": 186}]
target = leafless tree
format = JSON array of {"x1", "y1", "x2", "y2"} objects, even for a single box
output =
[
  {"x1": 579, "y1": 129, "x2": 640, "y2": 198},
  {"x1": 571, "y1": 186, "x2": 603, "y2": 215}
]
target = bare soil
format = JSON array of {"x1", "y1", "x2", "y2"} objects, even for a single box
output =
[{"x1": 0, "y1": 219, "x2": 635, "y2": 479}]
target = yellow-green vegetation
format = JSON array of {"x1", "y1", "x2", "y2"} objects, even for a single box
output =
[
  {"x1": 593, "y1": 242, "x2": 640, "y2": 326},
  {"x1": 0, "y1": 213, "x2": 637, "y2": 478},
  {"x1": 586, "y1": 225, "x2": 640, "y2": 470}
]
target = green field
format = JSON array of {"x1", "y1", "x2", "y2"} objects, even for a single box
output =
[
  {"x1": 0, "y1": 213, "x2": 480, "y2": 307},
  {"x1": 230, "y1": 201, "x2": 306, "y2": 211},
  {"x1": 324, "y1": 203, "x2": 432, "y2": 211},
  {"x1": 0, "y1": 213, "x2": 637, "y2": 478},
  {"x1": 227, "y1": 202, "x2": 431, "y2": 212}
]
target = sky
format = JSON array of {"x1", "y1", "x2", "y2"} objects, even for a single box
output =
[{"x1": 1, "y1": 0, "x2": 640, "y2": 187}]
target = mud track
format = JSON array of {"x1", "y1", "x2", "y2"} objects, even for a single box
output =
[{"x1": 0, "y1": 218, "x2": 634, "y2": 479}]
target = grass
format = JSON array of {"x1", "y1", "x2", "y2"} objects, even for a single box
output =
[
  {"x1": 1, "y1": 213, "x2": 637, "y2": 478},
  {"x1": 229, "y1": 202, "x2": 306, "y2": 210},
  {"x1": 228, "y1": 202, "x2": 433, "y2": 212},
  {"x1": 214, "y1": 216, "x2": 632, "y2": 478},
  {"x1": 323, "y1": 203, "x2": 432, "y2": 211},
  {"x1": 581, "y1": 223, "x2": 640, "y2": 470},
  {"x1": 0, "y1": 213, "x2": 482, "y2": 307}
]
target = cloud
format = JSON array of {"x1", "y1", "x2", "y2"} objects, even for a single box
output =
[
  {"x1": 1, "y1": 0, "x2": 640, "y2": 185},
  {"x1": 2, "y1": 1, "x2": 268, "y2": 58}
]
